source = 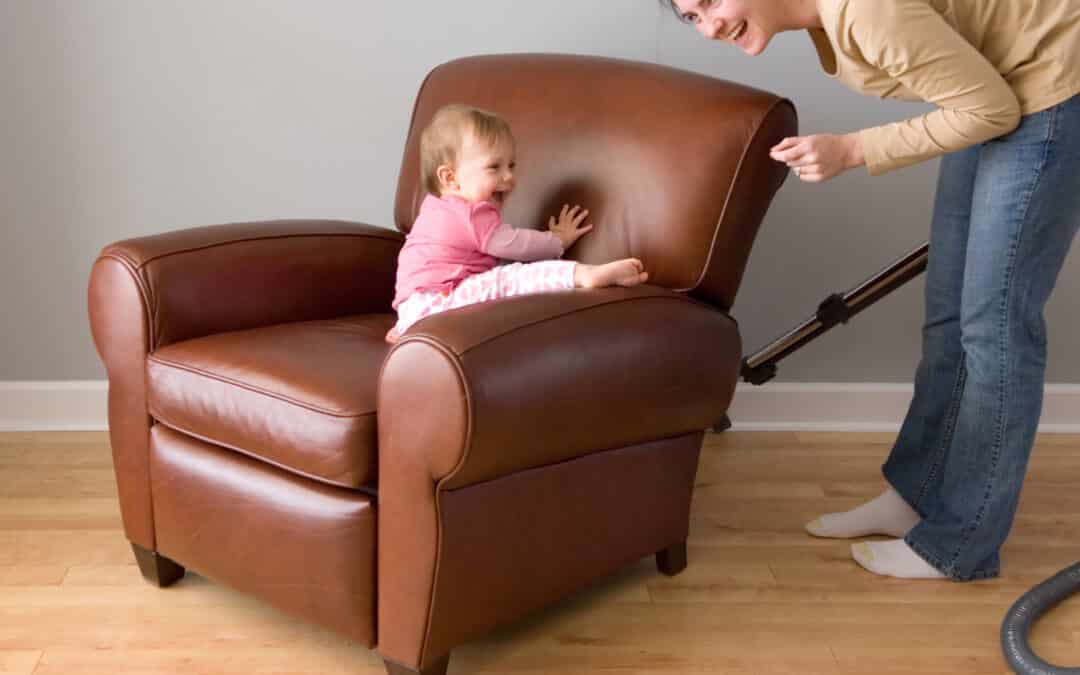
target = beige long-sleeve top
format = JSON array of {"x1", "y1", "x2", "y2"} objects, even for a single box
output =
[{"x1": 809, "y1": 0, "x2": 1080, "y2": 175}]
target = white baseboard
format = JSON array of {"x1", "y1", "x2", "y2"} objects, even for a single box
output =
[
  {"x1": 0, "y1": 381, "x2": 109, "y2": 432},
  {"x1": 1, "y1": 380, "x2": 1079, "y2": 433},
  {"x1": 728, "y1": 382, "x2": 1080, "y2": 433}
]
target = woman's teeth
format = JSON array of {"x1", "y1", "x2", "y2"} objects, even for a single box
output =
[{"x1": 729, "y1": 21, "x2": 747, "y2": 42}]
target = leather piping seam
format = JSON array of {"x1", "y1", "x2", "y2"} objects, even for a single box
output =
[
  {"x1": 147, "y1": 354, "x2": 378, "y2": 418},
  {"x1": 101, "y1": 234, "x2": 401, "y2": 351},
  {"x1": 100, "y1": 252, "x2": 167, "y2": 352},
  {"x1": 677, "y1": 97, "x2": 796, "y2": 297},
  {"x1": 441, "y1": 429, "x2": 700, "y2": 493},
  {"x1": 97, "y1": 254, "x2": 158, "y2": 351},
  {"x1": 389, "y1": 336, "x2": 472, "y2": 668},
  {"x1": 116, "y1": 231, "x2": 402, "y2": 270},
  {"x1": 438, "y1": 293, "x2": 729, "y2": 357},
  {"x1": 94, "y1": 255, "x2": 160, "y2": 548},
  {"x1": 150, "y1": 417, "x2": 378, "y2": 495}
]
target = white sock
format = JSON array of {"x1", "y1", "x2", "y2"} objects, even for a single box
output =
[
  {"x1": 805, "y1": 486, "x2": 921, "y2": 539},
  {"x1": 851, "y1": 539, "x2": 946, "y2": 579}
]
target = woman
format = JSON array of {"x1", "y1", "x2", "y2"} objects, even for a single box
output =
[{"x1": 663, "y1": 0, "x2": 1080, "y2": 581}]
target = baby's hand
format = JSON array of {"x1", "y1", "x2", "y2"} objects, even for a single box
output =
[{"x1": 548, "y1": 204, "x2": 593, "y2": 251}]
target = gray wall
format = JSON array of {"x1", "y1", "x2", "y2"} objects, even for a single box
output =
[{"x1": 3, "y1": 1, "x2": 1078, "y2": 382}]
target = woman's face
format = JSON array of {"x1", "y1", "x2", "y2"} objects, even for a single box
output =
[{"x1": 669, "y1": 0, "x2": 779, "y2": 56}]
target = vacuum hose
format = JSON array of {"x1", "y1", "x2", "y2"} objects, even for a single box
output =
[{"x1": 1001, "y1": 561, "x2": 1080, "y2": 674}]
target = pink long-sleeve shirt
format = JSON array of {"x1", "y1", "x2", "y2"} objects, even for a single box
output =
[{"x1": 392, "y1": 194, "x2": 564, "y2": 309}]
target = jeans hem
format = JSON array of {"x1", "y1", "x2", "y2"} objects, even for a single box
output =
[{"x1": 904, "y1": 535, "x2": 1001, "y2": 581}]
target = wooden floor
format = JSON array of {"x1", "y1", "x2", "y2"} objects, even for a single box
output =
[{"x1": 2, "y1": 431, "x2": 1079, "y2": 674}]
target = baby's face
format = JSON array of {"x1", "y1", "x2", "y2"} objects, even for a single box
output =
[{"x1": 447, "y1": 133, "x2": 516, "y2": 207}]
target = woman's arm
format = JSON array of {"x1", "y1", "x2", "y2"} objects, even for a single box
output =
[{"x1": 846, "y1": 0, "x2": 1021, "y2": 175}]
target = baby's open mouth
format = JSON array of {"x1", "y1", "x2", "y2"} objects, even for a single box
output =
[{"x1": 729, "y1": 20, "x2": 747, "y2": 42}]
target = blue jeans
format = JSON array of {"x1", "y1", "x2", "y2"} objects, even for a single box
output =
[{"x1": 882, "y1": 93, "x2": 1080, "y2": 581}]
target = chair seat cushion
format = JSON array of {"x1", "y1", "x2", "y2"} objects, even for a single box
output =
[{"x1": 146, "y1": 315, "x2": 395, "y2": 489}]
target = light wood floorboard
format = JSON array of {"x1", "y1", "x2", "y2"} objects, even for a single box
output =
[{"x1": 2, "y1": 431, "x2": 1079, "y2": 674}]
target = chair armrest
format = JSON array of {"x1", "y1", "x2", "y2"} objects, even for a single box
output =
[
  {"x1": 375, "y1": 285, "x2": 741, "y2": 668},
  {"x1": 87, "y1": 219, "x2": 402, "y2": 549},
  {"x1": 91, "y1": 219, "x2": 403, "y2": 351},
  {"x1": 377, "y1": 284, "x2": 741, "y2": 490}
]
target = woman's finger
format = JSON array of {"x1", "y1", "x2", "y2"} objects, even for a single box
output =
[
  {"x1": 771, "y1": 142, "x2": 808, "y2": 163},
  {"x1": 796, "y1": 165, "x2": 827, "y2": 182},
  {"x1": 771, "y1": 136, "x2": 801, "y2": 152}
]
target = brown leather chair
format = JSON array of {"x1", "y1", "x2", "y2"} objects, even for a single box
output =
[{"x1": 88, "y1": 53, "x2": 794, "y2": 674}]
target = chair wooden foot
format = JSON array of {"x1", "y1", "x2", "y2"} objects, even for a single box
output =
[
  {"x1": 131, "y1": 543, "x2": 185, "y2": 587},
  {"x1": 384, "y1": 655, "x2": 449, "y2": 675},
  {"x1": 656, "y1": 541, "x2": 688, "y2": 576},
  {"x1": 711, "y1": 414, "x2": 732, "y2": 432}
]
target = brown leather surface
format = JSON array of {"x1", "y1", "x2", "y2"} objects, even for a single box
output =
[
  {"x1": 87, "y1": 54, "x2": 798, "y2": 670},
  {"x1": 380, "y1": 286, "x2": 741, "y2": 491},
  {"x1": 101, "y1": 219, "x2": 403, "y2": 350},
  {"x1": 89, "y1": 220, "x2": 399, "y2": 543},
  {"x1": 377, "y1": 340, "x2": 468, "y2": 669},
  {"x1": 88, "y1": 257, "x2": 155, "y2": 549},
  {"x1": 376, "y1": 287, "x2": 737, "y2": 669},
  {"x1": 428, "y1": 433, "x2": 702, "y2": 665},
  {"x1": 147, "y1": 315, "x2": 394, "y2": 489},
  {"x1": 149, "y1": 425, "x2": 377, "y2": 646},
  {"x1": 394, "y1": 53, "x2": 796, "y2": 309},
  {"x1": 380, "y1": 433, "x2": 702, "y2": 669}
]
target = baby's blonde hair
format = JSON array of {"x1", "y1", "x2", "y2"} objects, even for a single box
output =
[{"x1": 420, "y1": 104, "x2": 514, "y2": 196}]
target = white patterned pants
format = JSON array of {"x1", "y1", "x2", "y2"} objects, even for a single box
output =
[{"x1": 394, "y1": 260, "x2": 577, "y2": 334}]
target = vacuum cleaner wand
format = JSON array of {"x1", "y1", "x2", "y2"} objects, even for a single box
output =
[
  {"x1": 741, "y1": 241, "x2": 929, "y2": 385},
  {"x1": 732, "y1": 238, "x2": 1078, "y2": 673}
]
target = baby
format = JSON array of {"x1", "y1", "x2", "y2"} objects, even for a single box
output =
[{"x1": 387, "y1": 103, "x2": 648, "y2": 343}]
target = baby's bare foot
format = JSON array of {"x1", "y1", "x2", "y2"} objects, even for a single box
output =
[{"x1": 576, "y1": 259, "x2": 649, "y2": 289}]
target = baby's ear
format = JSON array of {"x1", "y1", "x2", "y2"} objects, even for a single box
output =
[{"x1": 436, "y1": 164, "x2": 456, "y2": 190}]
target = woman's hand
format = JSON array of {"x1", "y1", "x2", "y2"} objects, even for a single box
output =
[
  {"x1": 770, "y1": 132, "x2": 865, "y2": 183},
  {"x1": 548, "y1": 204, "x2": 593, "y2": 250}
]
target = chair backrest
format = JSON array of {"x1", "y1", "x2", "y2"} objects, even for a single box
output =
[{"x1": 393, "y1": 54, "x2": 796, "y2": 311}]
